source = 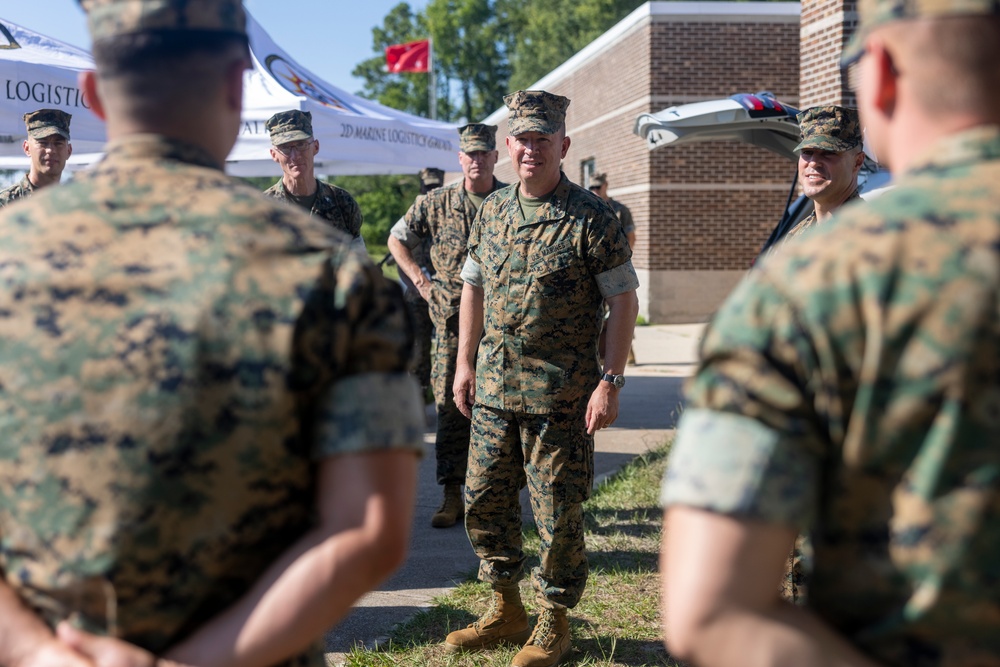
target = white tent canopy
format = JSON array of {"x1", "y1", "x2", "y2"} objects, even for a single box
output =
[{"x1": 0, "y1": 14, "x2": 461, "y2": 176}]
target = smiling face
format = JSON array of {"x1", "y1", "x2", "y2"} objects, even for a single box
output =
[
  {"x1": 797, "y1": 147, "x2": 864, "y2": 207},
  {"x1": 506, "y1": 128, "x2": 570, "y2": 195},
  {"x1": 24, "y1": 135, "x2": 72, "y2": 179}
]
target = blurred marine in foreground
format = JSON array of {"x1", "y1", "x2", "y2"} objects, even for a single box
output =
[
  {"x1": 659, "y1": 0, "x2": 1000, "y2": 663},
  {"x1": 0, "y1": 2, "x2": 423, "y2": 667}
]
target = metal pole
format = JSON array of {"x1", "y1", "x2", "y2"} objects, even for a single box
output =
[{"x1": 429, "y1": 38, "x2": 437, "y2": 120}]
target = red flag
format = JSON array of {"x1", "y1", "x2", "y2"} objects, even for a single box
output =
[{"x1": 386, "y1": 40, "x2": 430, "y2": 73}]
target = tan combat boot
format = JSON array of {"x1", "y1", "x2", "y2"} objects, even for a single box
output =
[
  {"x1": 511, "y1": 608, "x2": 571, "y2": 667},
  {"x1": 444, "y1": 585, "x2": 531, "y2": 653},
  {"x1": 431, "y1": 484, "x2": 464, "y2": 528}
]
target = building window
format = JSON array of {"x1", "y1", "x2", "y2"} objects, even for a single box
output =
[{"x1": 581, "y1": 158, "x2": 596, "y2": 188}]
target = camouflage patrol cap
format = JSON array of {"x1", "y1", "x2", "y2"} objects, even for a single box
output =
[
  {"x1": 79, "y1": 0, "x2": 248, "y2": 42},
  {"x1": 842, "y1": 0, "x2": 1000, "y2": 64},
  {"x1": 266, "y1": 110, "x2": 314, "y2": 146},
  {"x1": 23, "y1": 109, "x2": 72, "y2": 141},
  {"x1": 458, "y1": 124, "x2": 497, "y2": 152},
  {"x1": 794, "y1": 106, "x2": 863, "y2": 153},
  {"x1": 590, "y1": 173, "x2": 607, "y2": 187},
  {"x1": 503, "y1": 90, "x2": 570, "y2": 136},
  {"x1": 419, "y1": 167, "x2": 444, "y2": 188}
]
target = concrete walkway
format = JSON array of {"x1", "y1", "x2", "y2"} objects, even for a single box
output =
[{"x1": 324, "y1": 323, "x2": 705, "y2": 663}]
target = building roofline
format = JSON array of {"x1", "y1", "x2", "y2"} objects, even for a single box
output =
[{"x1": 484, "y1": 1, "x2": 801, "y2": 126}]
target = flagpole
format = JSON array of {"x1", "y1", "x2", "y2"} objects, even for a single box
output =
[{"x1": 428, "y1": 38, "x2": 436, "y2": 120}]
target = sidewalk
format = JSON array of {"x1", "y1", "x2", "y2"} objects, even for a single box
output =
[{"x1": 324, "y1": 323, "x2": 705, "y2": 663}]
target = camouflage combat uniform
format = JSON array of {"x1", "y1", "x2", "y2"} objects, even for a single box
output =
[
  {"x1": 0, "y1": 134, "x2": 423, "y2": 666},
  {"x1": 783, "y1": 187, "x2": 861, "y2": 242},
  {"x1": 464, "y1": 173, "x2": 637, "y2": 608},
  {"x1": 0, "y1": 175, "x2": 35, "y2": 208},
  {"x1": 662, "y1": 125, "x2": 1000, "y2": 664},
  {"x1": 263, "y1": 178, "x2": 364, "y2": 241},
  {"x1": 391, "y1": 176, "x2": 506, "y2": 485},
  {"x1": 404, "y1": 225, "x2": 434, "y2": 391}
]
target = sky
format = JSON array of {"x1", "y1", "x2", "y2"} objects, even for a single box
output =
[{"x1": 0, "y1": 0, "x2": 430, "y2": 95}]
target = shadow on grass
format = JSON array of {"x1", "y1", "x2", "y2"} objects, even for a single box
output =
[
  {"x1": 584, "y1": 506, "x2": 662, "y2": 537},
  {"x1": 569, "y1": 634, "x2": 682, "y2": 666}
]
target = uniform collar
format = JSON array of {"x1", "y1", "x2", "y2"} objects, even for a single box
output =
[
  {"x1": 101, "y1": 134, "x2": 224, "y2": 171},
  {"x1": 906, "y1": 125, "x2": 1000, "y2": 176}
]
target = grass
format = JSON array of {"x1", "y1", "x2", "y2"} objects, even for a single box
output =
[{"x1": 340, "y1": 441, "x2": 680, "y2": 667}]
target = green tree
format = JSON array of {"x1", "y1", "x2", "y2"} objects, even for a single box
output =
[
  {"x1": 497, "y1": 0, "x2": 645, "y2": 91},
  {"x1": 424, "y1": 0, "x2": 510, "y2": 121}
]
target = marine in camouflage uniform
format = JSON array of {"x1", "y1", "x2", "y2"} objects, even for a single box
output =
[
  {"x1": 782, "y1": 105, "x2": 865, "y2": 243},
  {"x1": 447, "y1": 90, "x2": 638, "y2": 667},
  {"x1": 659, "y1": 0, "x2": 1000, "y2": 663},
  {"x1": 0, "y1": 3, "x2": 423, "y2": 667},
  {"x1": 775, "y1": 105, "x2": 866, "y2": 604},
  {"x1": 400, "y1": 168, "x2": 444, "y2": 396},
  {"x1": 263, "y1": 109, "x2": 365, "y2": 250},
  {"x1": 389, "y1": 129, "x2": 506, "y2": 528},
  {"x1": 0, "y1": 109, "x2": 73, "y2": 207}
]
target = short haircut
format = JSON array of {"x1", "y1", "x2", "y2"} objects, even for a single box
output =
[{"x1": 92, "y1": 31, "x2": 249, "y2": 124}]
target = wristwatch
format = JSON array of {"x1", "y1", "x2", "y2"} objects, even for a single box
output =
[{"x1": 601, "y1": 373, "x2": 626, "y2": 390}]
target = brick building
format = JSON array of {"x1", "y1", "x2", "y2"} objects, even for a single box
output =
[{"x1": 481, "y1": 1, "x2": 802, "y2": 323}]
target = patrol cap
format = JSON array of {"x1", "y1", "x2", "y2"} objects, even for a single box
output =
[
  {"x1": 590, "y1": 173, "x2": 607, "y2": 188},
  {"x1": 23, "y1": 109, "x2": 72, "y2": 141},
  {"x1": 794, "y1": 106, "x2": 863, "y2": 153},
  {"x1": 79, "y1": 0, "x2": 248, "y2": 42},
  {"x1": 842, "y1": 0, "x2": 1000, "y2": 64},
  {"x1": 503, "y1": 90, "x2": 570, "y2": 136},
  {"x1": 458, "y1": 124, "x2": 497, "y2": 152},
  {"x1": 419, "y1": 167, "x2": 444, "y2": 188},
  {"x1": 266, "y1": 110, "x2": 314, "y2": 146}
]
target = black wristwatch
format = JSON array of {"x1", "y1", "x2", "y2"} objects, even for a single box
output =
[{"x1": 601, "y1": 373, "x2": 625, "y2": 390}]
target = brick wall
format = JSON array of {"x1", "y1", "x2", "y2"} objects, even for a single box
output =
[{"x1": 800, "y1": 0, "x2": 857, "y2": 107}]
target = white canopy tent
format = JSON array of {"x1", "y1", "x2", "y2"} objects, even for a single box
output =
[{"x1": 0, "y1": 14, "x2": 461, "y2": 176}]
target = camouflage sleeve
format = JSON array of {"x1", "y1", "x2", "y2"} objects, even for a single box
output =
[
  {"x1": 390, "y1": 216, "x2": 423, "y2": 250},
  {"x1": 345, "y1": 192, "x2": 363, "y2": 239},
  {"x1": 306, "y1": 246, "x2": 424, "y2": 459},
  {"x1": 660, "y1": 270, "x2": 828, "y2": 530},
  {"x1": 595, "y1": 261, "x2": 639, "y2": 298},
  {"x1": 460, "y1": 254, "x2": 483, "y2": 287},
  {"x1": 661, "y1": 409, "x2": 820, "y2": 530},
  {"x1": 584, "y1": 205, "x2": 633, "y2": 277}
]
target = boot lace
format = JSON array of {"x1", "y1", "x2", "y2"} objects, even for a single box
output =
[
  {"x1": 474, "y1": 592, "x2": 503, "y2": 631},
  {"x1": 528, "y1": 610, "x2": 554, "y2": 646}
]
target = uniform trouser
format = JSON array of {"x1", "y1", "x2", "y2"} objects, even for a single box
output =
[
  {"x1": 431, "y1": 313, "x2": 471, "y2": 486},
  {"x1": 465, "y1": 402, "x2": 594, "y2": 609},
  {"x1": 405, "y1": 294, "x2": 433, "y2": 390}
]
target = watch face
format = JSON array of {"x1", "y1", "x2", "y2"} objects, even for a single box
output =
[{"x1": 613, "y1": 374, "x2": 625, "y2": 390}]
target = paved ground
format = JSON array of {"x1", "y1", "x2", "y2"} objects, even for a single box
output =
[{"x1": 324, "y1": 323, "x2": 704, "y2": 663}]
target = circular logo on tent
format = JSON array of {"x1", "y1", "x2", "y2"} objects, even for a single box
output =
[{"x1": 265, "y1": 55, "x2": 357, "y2": 114}]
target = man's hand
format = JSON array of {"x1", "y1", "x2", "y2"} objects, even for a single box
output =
[
  {"x1": 414, "y1": 277, "x2": 432, "y2": 302},
  {"x1": 453, "y1": 363, "x2": 476, "y2": 419},
  {"x1": 585, "y1": 381, "x2": 619, "y2": 435},
  {"x1": 56, "y1": 623, "x2": 159, "y2": 667}
]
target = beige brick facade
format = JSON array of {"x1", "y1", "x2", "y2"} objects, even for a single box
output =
[{"x1": 481, "y1": 2, "x2": 802, "y2": 323}]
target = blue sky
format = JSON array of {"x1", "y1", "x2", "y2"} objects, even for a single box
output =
[{"x1": 1, "y1": 1, "x2": 429, "y2": 95}]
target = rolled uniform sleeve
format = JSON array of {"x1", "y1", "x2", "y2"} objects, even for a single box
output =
[
  {"x1": 389, "y1": 216, "x2": 423, "y2": 250},
  {"x1": 460, "y1": 254, "x2": 483, "y2": 287},
  {"x1": 307, "y1": 245, "x2": 425, "y2": 459},
  {"x1": 661, "y1": 270, "x2": 827, "y2": 532},
  {"x1": 595, "y1": 261, "x2": 639, "y2": 299}
]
